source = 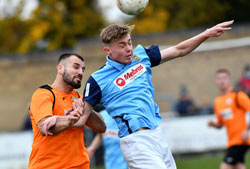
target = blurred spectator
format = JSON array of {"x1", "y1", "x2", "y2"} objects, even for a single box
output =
[
  {"x1": 84, "y1": 126, "x2": 104, "y2": 167},
  {"x1": 198, "y1": 100, "x2": 213, "y2": 115},
  {"x1": 175, "y1": 85, "x2": 197, "y2": 117},
  {"x1": 84, "y1": 104, "x2": 105, "y2": 167},
  {"x1": 22, "y1": 103, "x2": 32, "y2": 131},
  {"x1": 87, "y1": 104, "x2": 128, "y2": 169},
  {"x1": 237, "y1": 64, "x2": 250, "y2": 97},
  {"x1": 22, "y1": 113, "x2": 32, "y2": 130}
]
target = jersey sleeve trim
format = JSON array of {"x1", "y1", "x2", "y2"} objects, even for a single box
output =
[
  {"x1": 144, "y1": 45, "x2": 161, "y2": 67},
  {"x1": 83, "y1": 75, "x2": 102, "y2": 106}
]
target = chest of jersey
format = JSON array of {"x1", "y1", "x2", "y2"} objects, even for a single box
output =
[
  {"x1": 53, "y1": 94, "x2": 79, "y2": 116},
  {"x1": 217, "y1": 98, "x2": 234, "y2": 120},
  {"x1": 216, "y1": 95, "x2": 245, "y2": 123},
  {"x1": 100, "y1": 62, "x2": 153, "y2": 112},
  {"x1": 113, "y1": 63, "x2": 147, "y2": 89}
]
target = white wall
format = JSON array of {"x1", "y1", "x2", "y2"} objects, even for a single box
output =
[
  {"x1": 160, "y1": 115, "x2": 227, "y2": 154},
  {"x1": 0, "y1": 115, "x2": 228, "y2": 168},
  {"x1": 0, "y1": 131, "x2": 32, "y2": 169}
]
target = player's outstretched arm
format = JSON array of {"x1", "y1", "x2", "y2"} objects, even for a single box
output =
[
  {"x1": 38, "y1": 109, "x2": 82, "y2": 136},
  {"x1": 160, "y1": 20, "x2": 234, "y2": 63}
]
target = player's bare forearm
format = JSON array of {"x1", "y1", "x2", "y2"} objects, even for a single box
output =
[
  {"x1": 160, "y1": 20, "x2": 233, "y2": 63},
  {"x1": 160, "y1": 32, "x2": 208, "y2": 63},
  {"x1": 38, "y1": 116, "x2": 52, "y2": 136},
  {"x1": 72, "y1": 101, "x2": 93, "y2": 128},
  {"x1": 38, "y1": 108, "x2": 82, "y2": 136},
  {"x1": 38, "y1": 116, "x2": 76, "y2": 136},
  {"x1": 86, "y1": 110, "x2": 106, "y2": 133},
  {"x1": 73, "y1": 102, "x2": 106, "y2": 133},
  {"x1": 49, "y1": 116, "x2": 74, "y2": 135}
]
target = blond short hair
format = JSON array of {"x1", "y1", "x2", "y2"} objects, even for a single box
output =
[{"x1": 100, "y1": 24, "x2": 134, "y2": 44}]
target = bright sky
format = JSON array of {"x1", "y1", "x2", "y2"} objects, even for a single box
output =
[
  {"x1": 0, "y1": 0, "x2": 132, "y2": 23},
  {"x1": 0, "y1": 0, "x2": 38, "y2": 18}
]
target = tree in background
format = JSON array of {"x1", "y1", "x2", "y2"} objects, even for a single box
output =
[
  {"x1": 131, "y1": 0, "x2": 230, "y2": 33},
  {"x1": 131, "y1": 3, "x2": 170, "y2": 34},
  {"x1": 223, "y1": 0, "x2": 250, "y2": 23},
  {"x1": 0, "y1": 1, "x2": 30, "y2": 54},
  {"x1": 0, "y1": 0, "x2": 249, "y2": 54},
  {"x1": 0, "y1": 0, "x2": 104, "y2": 54}
]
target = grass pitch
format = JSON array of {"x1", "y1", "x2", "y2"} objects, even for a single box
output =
[{"x1": 91, "y1": 152, "x2": 250, "y2": 169}]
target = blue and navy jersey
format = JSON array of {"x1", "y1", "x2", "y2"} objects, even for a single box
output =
[
  {"x1": 83, "y1": 45, "x2": 162, "y2": 137},
  {"x1": 100, "y1": 110, "x2": 128, "y2": 169}
]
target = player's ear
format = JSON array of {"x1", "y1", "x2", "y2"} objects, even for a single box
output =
[
  {"x1": 57, "y1": 64, "x2": 64, "y2": 75},
  {"x1": 104, "y1": 46, "x2": 111, "y2": 55}
]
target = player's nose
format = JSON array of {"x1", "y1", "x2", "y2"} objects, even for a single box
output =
[
  {"x1": 126, "y1": 44, "x2": 133, "y2": 52},
  {"x1": 76, "y1": 69, "x2": 83, "y2": 78}
]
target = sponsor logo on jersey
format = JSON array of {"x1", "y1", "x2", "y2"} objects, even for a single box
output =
[
  {"x1": 102, "y1": 130, "x2": 119, "y2": 138},
  {"x1": 114, "y1": 63, "x2": 146, "y2": 89},
  {"x1": 226, "y1": 98, "x2": 232, "y2": 105},
  {"x1": 220, "y1": 108, "x2": 233, "y2": 120}
]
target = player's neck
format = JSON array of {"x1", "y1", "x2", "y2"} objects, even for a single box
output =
[
  {"x1": 220, "y1": 87, "x2": 232, "y2": 96},
  {"x1": 51, "y1": 78, "x2": 74, "y2": 94}
]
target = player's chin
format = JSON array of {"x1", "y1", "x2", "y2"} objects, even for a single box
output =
[
  {"x1": 124, "y1": 58, "x2": 132, "y2": 64},
  {"x1": 73, "y1": 77, "x2": 82, "y2": 84},
  {"x1": 72, "y1": 80, "x2": 82, "y2": 89}
]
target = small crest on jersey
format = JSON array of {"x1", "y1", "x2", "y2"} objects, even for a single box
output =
[
  {"x1": 114, "y1": 63, "x2": 146, "y2": 89},
  {"x1": 132, "y1": 54, "x2": 140, "y2": 62},
  {"x1": 226, "y1": 98, "x2": 232, "y2": 105},
  {"x1": 72, "y1": 97, "x2": 78, "y2": 102}
]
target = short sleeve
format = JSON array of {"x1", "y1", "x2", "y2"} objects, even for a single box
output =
[
  {"x1": 238, "y1": 91, "x2": 250, "y2": 111},
  {"x1": 30, "y1": 89, "x2": 53, "y2": 124},
  {"x1": 144, "y1": 45, "x2": 161, "y2": 67},
  {"x1": 83, "y1": 75, "x2": 102, "y2": 106}
]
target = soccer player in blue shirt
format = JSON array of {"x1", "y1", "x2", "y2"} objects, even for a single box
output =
[
  {"x1": 87, "y1": 104, "x2": 128, "y2": 169},
  {"x1": 72, "y1": 20, "x2": 233, "y2": 169}
]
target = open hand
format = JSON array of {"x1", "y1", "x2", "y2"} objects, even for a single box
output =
[
  {"x1": 208, "y1": 120, "x2": 215, "y2": 127},
  {"x1": 205, "y1": 20, "x2": 234, "y2": 37},
  {"x1": 42, "y1": 116, "x2": 57, "y2": 136},
  {"x1": 68, "y1": 98, "x2": 85, "y2": 114}
]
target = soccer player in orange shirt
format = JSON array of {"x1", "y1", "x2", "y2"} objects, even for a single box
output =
[
  {"x1": 208, "y1": 69, "x2": 250, "y2": 169},
  {"x1": 28, "y1": 53, "x2": 106, "y2": 169}
]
